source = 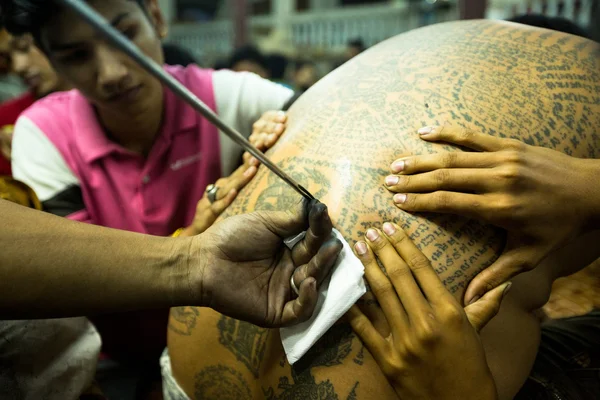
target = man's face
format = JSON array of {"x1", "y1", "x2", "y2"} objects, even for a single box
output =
[
  {"x1": 232, "y1": 60, "x2": 269, "y2": 79},
  {"x1": 0, "y1": 30, "x2": 12, "y2": 74},
  {"x1": 38, "y1": 0, "x2": 166, "y2": 116},
  {"x1": 10, "y1": 35, "x2": 63, "y2": 97}
]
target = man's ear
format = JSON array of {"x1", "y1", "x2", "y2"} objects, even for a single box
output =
[{"x1": 145, "y1": 0, "x2": 168, "y2": 39}]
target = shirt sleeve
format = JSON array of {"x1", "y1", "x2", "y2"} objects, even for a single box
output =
[
  {"x1": 11, "y1": 116, "x2": 87, "y2": 219},
  {"x1": 212, "y1": 70, "x2": 295, "y2": 175}
]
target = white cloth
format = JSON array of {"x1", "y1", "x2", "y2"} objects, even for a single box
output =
[
  {"x1": 0, "y1": 317, "x2": 101, "y2": 400},
  {"x1": 281, "y1": 229, "x2": 367, "y2": 365}
]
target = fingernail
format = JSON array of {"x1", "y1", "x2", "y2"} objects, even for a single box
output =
[
  {"x1": 418, "y1": 126, "x2": 435, "y2": 135},
  {"x1": 502, "y1": 282, "x2": 513, "y2": 298},
  {"x1": 355, "y1": 241, "x2": 368, "y2": 255},
  {"x1": 382, "y1": 222, "x2": 396, "y2": 235},
  {"x1": 366, "y1": 229, "x2": 379, "y2": 242},
  {"x1": 468, "y1": 294, "x2": 481, "y2": 305},
  {"x1": 385, "y1": 175, "x2": 399, "y2": 186},
  {"x1": 391, "y1": 160, "x2": 405, "y2": 173},
  {"x1": 393, "y1": 194, "x2": 407, "y2": 204},
  {"x1": 277, "y1": 111, "x2": 286, "y2": 119}
]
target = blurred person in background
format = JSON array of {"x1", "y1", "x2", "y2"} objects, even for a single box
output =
[
  {"x1": 0, "y1": 29, "x2": 25, "y2": 103},
  {"x1": 293, "y1": 60, "x2": 319, "y2": 93},
  {"x1": 0, "y1": 31, "x2": 70, "y2": 177},
  {"x1": 508, "y1": 14, "x2": 591, "y2": 38},
  {"x1": 162, "y1": 42, "x2": 198, "y2": 67},
  {"x1": 345, "y1": 37, "x2": 366, "y2": 61},
  {"x1": 229, "y1": 44, "x2": 270, "y2": 78},
  {"x1": 267, "y1": 53, "x2": 291, "y2": 88}
]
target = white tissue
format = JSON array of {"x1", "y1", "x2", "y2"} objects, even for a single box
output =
[{"x1": 280, "y1": 228, "x2": 367, "y2": 365}]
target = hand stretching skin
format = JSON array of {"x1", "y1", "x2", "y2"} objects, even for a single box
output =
[
  {"x1": 180, "y1": 159, "x2": 258, "y2": 237},
  {"x1": 348, "y1": 222, "x2": 508, "y2": 400},
  {"x1": 385, "y1": 125, "x2": 600, "y2": 304},
  {"x1": 243, "y1": 110, "x2": 287, "y2": 164}
]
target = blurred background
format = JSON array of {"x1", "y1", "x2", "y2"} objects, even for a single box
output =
[{"x1": 157, "y1": 0, "x2": 596, "y2": 86}]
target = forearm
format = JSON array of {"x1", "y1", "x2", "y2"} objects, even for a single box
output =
[{"x1": 0, "y1": 199, "x2": 197, "y2": 319}]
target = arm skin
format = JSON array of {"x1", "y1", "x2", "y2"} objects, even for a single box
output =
[
  {"x1": 0, "y1": 198, "x2": 341, "y2": 326},
  {"x1": 1, "y1": 198, "x2": 192, "y2": 318}
]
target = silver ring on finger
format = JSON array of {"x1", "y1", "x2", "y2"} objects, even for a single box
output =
[
  {"x1": 290, "y1": 275, "x2": 300, "y2": 296},
  {"x1": 206, "y1": 184, "x2": 219, "y2": 204}
]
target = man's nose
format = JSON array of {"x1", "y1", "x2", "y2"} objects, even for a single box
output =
[{"x1": 96, "y1": 45, "x2": 130, "y2": 95}]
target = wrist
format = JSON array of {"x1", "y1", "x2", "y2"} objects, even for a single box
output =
[{"x1": 168, "y1": 236, "x2": 208, "y2": 307}]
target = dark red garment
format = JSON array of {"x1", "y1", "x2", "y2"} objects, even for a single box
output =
[{"x1": 0, "y1": 92, "x2": 35, "y2": 176}]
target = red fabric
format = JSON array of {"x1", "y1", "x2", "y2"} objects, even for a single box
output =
[{"x1": 0, "y1": 92, "x2": 35, "y2": 176}]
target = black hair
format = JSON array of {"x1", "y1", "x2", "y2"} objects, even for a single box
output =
[
  {"x1": 229, "y1": 45, "x2": 268, "y2": 70},
  {"x1": 347, "y1": 38, "x2": 366, "y2": 52},
  {"x1": 294, "y1": 59, "x2": 315, "y2": 73},
  {"x1": 508, "y1": 14, "x2": 590, "y2": 39},
  {"x1": 1, "y1": 0, "x2": 146, "y2": 38},
  {"x1": 162, "y1": 43, "x2": 198, "y2": 67},
  {"x1": 266, "y1": 53, "x2": 288, "y2": 80}
]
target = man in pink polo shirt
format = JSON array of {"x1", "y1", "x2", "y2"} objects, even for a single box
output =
[{"x1": 4, "y1": 0, "x2": 300, "y2": 391}]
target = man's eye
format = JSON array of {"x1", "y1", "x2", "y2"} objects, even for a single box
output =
[
  {"x1": 61, "y1": 50, "x2": 90, "y2": 63},
  {"x1": 122, "y1": 27, "x2": 137, "y2": 39}
]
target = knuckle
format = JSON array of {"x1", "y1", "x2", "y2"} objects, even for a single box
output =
[
  {"x1": 506, "y1": 139, "x2": 525, "y2": 151},
  {"x1": 433, "y1": 191, "x2": 451, "y2": 210},
  {"x1": 442, "y1": 152, "x2": 458, "y2": 168},
  {"x1": 440, "y1": 303, "x2": 465, "y2": 324},
  {"x1": 458, "y1": 127, "x2": 475, "y2": 143},
  {"x1": 382, "y1": 357, "x2": 407, "y2": 379},
  {"x1": 415, "y1": 318, "x2": 440, "y2": 344},
  {"x1": 387, "y1": 265, "x2": 412, "y2": 281},
  {"x1": 408, "y1": 254, "x2": 431, "y2": 272},
  {"x1": 370, "y1": 280, "x2": 396, "y2": 298},
  {"x1": 433, "y1": 168, "x2": 451, "y2": 185}
]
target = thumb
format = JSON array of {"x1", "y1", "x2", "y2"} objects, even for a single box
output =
[
  {"x1": 464, "y1": 281, "x2": 511, "y2": 332},
  {"x1": 256, "y1": 198, "x2": 311, "y2": 238},
  {"x1": 464, "y1": 245, "x2": 540, "y2": 305}
]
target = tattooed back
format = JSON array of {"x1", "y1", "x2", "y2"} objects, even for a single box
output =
[{"x1": 167, "y1": 20, "x2": 600, "y2": 400}]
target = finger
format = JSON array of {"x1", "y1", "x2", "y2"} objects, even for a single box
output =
[
  {"x1": 242, "y1": 152, "x2": 260, "y2": 167},
  {"x1": 292, "y1": 236, "x2": 342, "y2": 289},
  {"x1": 291, "y1": 201, "x2": 334, "y2": 265},
  {"x1": 465, "y1": 282, "x2": 512, "y2": 332},
  {"x1": 381, "y1": 222, "x2": 447, "y2": 304},
  {"x1": 209, "y1": 188, "x2": 238, "y2": 216},
  {"x1": 384, "y1": 168, "x2": 494, "y2": 193},
  {"x1": 252, "y1": 119, "x2": 267, "y2": 133},
  {"x1": 355, "y1": 292, "x2": 390, "y2": 337},
  {"x1": 281, "y1": 277, "x2": 318, "y2": 326},
  {"x1": 390, "y1": 152, "x2": 500, "y2": 175},
  {"x1": 417, "y1": 125, "x2": 509, "y2": 152},
  {"x1": 464, "y1": 247, "x2": 539, "y2": 305},
  {"x1": 366, "y1": 228, "x2": 431, "y2": 321},
  {"x1": 347, "y1": 305, "x2": 388, "y2": 363},
  {"x1": 220, "y1": 165, "x2": 257, "y2": 196},
  {"x1": 393, "y1": 191, "x2": 492, "y2": 221},
  {"x1": 355, "y1": 239, "x2": 409, "y2": 333}
]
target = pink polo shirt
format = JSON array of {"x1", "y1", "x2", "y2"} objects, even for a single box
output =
[{"x1": 12, "y1": 65, "x2": 294, "y2": 235}]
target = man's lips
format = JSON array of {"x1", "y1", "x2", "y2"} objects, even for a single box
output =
[{"x1": 107, "y1": 84, "x2": 143, "y2": 103}]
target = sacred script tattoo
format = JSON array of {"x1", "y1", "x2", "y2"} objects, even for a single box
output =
[
  {"x1": 168, "y1": 307, "x2": 200, "y2": 336},
  {"x1": 194, "y1": 365, "x2": 252, "y2": 400},
  {"x1": 174, "y1": 20, "x2": 600, "y2": 399},
  {"x1": 263, "y1": 324, "x2": 356, "y2": 399},
  {"x1": 217, "y1": 316, "x2": 269, "y2": 378}
]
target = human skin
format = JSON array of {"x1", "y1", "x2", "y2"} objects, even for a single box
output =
[{"x1": 167, "y1": 20, "x2": 600, "y2": 400}]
